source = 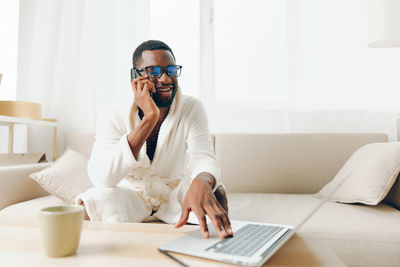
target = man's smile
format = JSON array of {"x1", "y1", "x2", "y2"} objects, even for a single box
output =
[{"x1": 156, "y1": 85, "x2": 173, "y2": 93}]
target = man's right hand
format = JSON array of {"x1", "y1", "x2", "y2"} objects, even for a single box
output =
[
  {"x1": 131, "y1": 76, "x2": 159, "y2": 119},
  {"x1": 128, "y1": 76, "x2": 159, "y2": 160}
]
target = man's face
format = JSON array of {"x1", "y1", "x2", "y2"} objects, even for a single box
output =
[{"x1": 137, "y1": 49, "x2": 178, "y2": 108}]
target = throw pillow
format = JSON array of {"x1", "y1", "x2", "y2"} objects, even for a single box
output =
[
  {"x1": 30, "y1": 149, "x2": 92, "y2": 204},
  {"x1": 384, "y1": 173, "x2": 400, "y2": 210},
  {"x1": 315, "y1": 142, "x2": 400, "y2": 205}
]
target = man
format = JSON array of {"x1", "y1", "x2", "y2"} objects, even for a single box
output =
[{"x1": 77, "y1": 40, "x2": 232, "y2": 239}]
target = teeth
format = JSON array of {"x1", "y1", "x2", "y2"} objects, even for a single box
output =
[{"x1": 158, "y1": 88, "x2": 171, "y2": 92}]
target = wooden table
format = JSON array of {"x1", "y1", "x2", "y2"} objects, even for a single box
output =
[{"x1": 0, "y1": 221, "x2": 344, "y2": 266}]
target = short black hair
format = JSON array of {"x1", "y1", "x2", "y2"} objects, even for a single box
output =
[{"x1": 132, "y1": 40, "x2": 175, "y2": 68}]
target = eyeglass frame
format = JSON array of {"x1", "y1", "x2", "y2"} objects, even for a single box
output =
[{"x1": 131, "y1": 65, "x2": 182, "y2": 80}]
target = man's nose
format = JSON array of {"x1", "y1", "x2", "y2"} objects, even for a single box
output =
[{"x1": 158, "y1": 72, "x2": 172, "y2": 83}]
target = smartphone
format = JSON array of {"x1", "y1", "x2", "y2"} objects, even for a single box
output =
[
  {"x1": 130, "y1": 68, "x2": 139, "y2": 81},
  {"x1": 131, "y1": 68, "x2": 153, "y2": 97}
]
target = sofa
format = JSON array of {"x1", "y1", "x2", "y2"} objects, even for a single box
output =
[{"x1": 1, "y1": 133, "x2": 399, "y2": 266}]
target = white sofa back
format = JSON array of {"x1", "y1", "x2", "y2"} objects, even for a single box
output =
[
  {"x1": 215, "y1": 134, "x2": 388, "y2": 194},
  {"x1": 66, "y1": 133, "x2": 95, "y2": 158},
  {"x1": 66, "y1": 133, "x2": 388, "y2": 194}
]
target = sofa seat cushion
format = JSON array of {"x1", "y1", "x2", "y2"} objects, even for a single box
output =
[
  {"x1": 0, "y1": 195, "x2": 161, "y2": 225},
  {"x1": 227, "y1": 193, "x2": 400, "y2": 266},
  {"x1": 0, "y1": 195, "x2": 64, "y2": 225},
  {"x1": 228, "y1": 193, "x2": 400, "y2": 240}
]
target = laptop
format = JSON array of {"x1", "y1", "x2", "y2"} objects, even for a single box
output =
[{"x1": 159, "y1": 174, "x2": 348, "y2": 266}]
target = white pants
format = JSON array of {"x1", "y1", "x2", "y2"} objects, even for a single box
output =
[
  {"x1": 76, "y1": 186, "x2": 152, "y2": 222},
  {"x1": 75, "y1": 179, "x2": 201, "y2": 224}
]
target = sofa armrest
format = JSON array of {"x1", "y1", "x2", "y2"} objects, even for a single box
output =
[{"x1": 0, "y1": 163, "x2": 53, "y2": 210}]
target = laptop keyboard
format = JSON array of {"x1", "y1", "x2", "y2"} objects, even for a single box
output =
[{"x1": 206, "y1": 224, "x2": 284, "y2": 257}]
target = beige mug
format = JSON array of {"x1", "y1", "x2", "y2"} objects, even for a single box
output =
[{"x1": 38, "y1": 205, "x2": 84, "y2": 257}]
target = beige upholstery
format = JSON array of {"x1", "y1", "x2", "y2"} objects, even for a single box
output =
[
  {"x1": 0, "y1": 195, "x2": 64, "y2": 225},
  {"x1": 228, "y1": 193, "x2": 400, "y2": 267},
  {"x1": 66, "y1": 133, "x2": 95, "y2": 158},
  {"x1": 1, "y1": 132, "x2": 399, "y2": 267},
  {"x1": 0, "y1": 195, "x2": 157, "y2": 225},
  {"x1": 316, "y1": 142, "x2": 400, "y2": 205},
  {"x1": 215, "y1": 134, "x2": 388, "y2": 193},
  {"x1": 229, "y1": 193, "x2": 400, "y2": 240},
  {"x1": 0, "y1": 133, "x2": 94, "y2": 211},
  {"x1": 0, "y1": 163, "x2": 51, "y2": 210}
]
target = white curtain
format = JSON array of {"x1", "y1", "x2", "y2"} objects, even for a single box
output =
[
  {"x1": 16, "y1": 0, "x2": 149, "y2": 159},
  {"x1": 206, "y1": 0, "x2": 400, "y2": 141},
  {"x1": 13, "y1": 0, "x2": 400, "y2": 160}
]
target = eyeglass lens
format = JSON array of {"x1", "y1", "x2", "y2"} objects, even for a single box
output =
[{"x1": 146, "y1": 65, "x2": 181, "y2": 78}]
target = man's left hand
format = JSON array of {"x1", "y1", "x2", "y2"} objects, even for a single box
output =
[{"x1": 175, "y1": 173, "x2": 233, "y2": 239}]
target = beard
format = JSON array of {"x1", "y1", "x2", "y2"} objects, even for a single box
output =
[{"x1": 152, "y1": 84, "x2": 177, "y2": 107}]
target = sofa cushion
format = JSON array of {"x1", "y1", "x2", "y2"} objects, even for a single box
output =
[
  {"x1": 228, "y1": 193, "x2": 400, "y2": 240},
  {"x1": 0, "y1": 195, "x2": 161, "y2": 226},
  {"x1": 0, "y1": 163, "x2": 51, "y2": 210},
  {"x1": 384, "y1": 173, "x2": 400, "y2": 210},
  {"x1": 228, "y1": 193, "x2": 400, "y2": 267},
  {"x1": 0, "y1": 195, "x2": 64, "y2": 225},
  {"x1": 316, "y1": 142, "x2": 400, "y2": 205},
  {"x1": 29, "y1": 149, "x2": 92, "y2": 204}
]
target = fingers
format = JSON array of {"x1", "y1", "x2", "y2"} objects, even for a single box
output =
[
  {"x1": 137, "y1": 80, "x2": 153, "y2": 94},
  {"x1": 204, "y1": 203, "x2": 232, "y2": 239},
  {"x1": 193, "y1": 207, "x2": 209, "y2": 238},
  {"x1": 131, "y1": 80, "x2": 138, "y2": 96},
  {"x1": 213, "y1": 202, "x2": 233, "y2": 236},
  {"x1": 131, "y1": 76, "x2": 155, "y2": 95},
  {"x1": 131, "y1": 75, "x2": 146, "y2": 92},
  {"x1": 175, "y1": 203, "x2": 190, "y2": 228},
  {"x1": 214, "y1": 186, "x2": 229, "y2": 213},
  {"x1": 204, "y1": 205, "x2": 224, "y2": 238},
  {"x1": 176, "y1": 203, "x2": 210, "y2": 240}
]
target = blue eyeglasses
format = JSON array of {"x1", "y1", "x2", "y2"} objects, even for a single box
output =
[{"x1": 134, "y1": 65, "x2": 182, "y2": 79}]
